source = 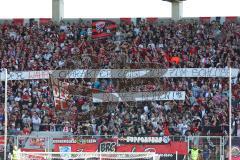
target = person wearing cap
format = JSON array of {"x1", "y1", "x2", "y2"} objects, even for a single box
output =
[{"x1": 189, "y1": 144, "x2": 201, "y2": 160}]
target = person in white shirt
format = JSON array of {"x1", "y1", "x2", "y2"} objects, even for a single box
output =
[
  {"x1": 14, "y1": 93, "x2": 21, "y2": 102},
  {"x1": 82, "y1": 102, "x2": 90, "y2": 112},
  {"x1": 144, "y1": 105, "x2": 149, "y2": 113},
  {"x1": 32, "y1": 113, "x2": 41, "y2": 131}
]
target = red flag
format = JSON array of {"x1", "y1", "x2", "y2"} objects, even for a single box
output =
[
  {"x1": 54, "y1": 98, "x2": 68, "y2": 110},
  {"x1": 39, "y1": 18, "x2": 51, "y2": 25},
  {"x1": 92, "y1": 20, "x2": 117, "y2": 39},
  {"x1": 13, "y1": 19, "x2": 24, "y2": 25},
  {"x1": 147, "y1": 18, "x2": 158, "y2": 23},
  {"x1": 52, "y1": 78, "x2": 69, "y2": 110},
  {"x1": 120, "y1": 18, "x2": 131, "y2": 25},
  {"x1": 226, "y1": 16, "x2": 237, "y2": 22},
  {"x1": 200, "y1": 17, "x2": 211, "y2": 24}
]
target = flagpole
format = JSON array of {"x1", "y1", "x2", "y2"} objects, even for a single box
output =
[
  {"x1": 229, "y1": 67, "x2": 232, "y2": 160},
  {"x1": 4, "y1": 68, "x2": 8, "y2": 160}
]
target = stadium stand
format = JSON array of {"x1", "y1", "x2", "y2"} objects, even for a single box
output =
[{"x1": 0, "y1": 17, "x2": 240, "y2": 159}]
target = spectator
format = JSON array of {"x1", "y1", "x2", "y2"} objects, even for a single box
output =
[{"x1": 31, "y1": 112, "x2": 41, "y2": 131}]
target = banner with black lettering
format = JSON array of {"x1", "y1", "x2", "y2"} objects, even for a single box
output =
[
  {"x1": 53, "y1": 138, "x2": 97, "y2": 153},
  {"x1": 92, "y1": 20, "x2": 117, "y2": 39},
  {"x1": 93, "y1": 91, "x2": 185, "y2": 102},
  {"x1": 118, "y1": 136, "x2": 171, "y2": 144},
  {"x1": 53, "y1": 138, "x2": 187, "y2": 159},
  {"x1": 1, "y1": 68, "x2": 239, "y2": 81},
  {"x1": 53, "y1": 138, "x2": 117, "y2": 152},
  {"x1": 98, "y1": 138, "x2": 118, "y2": 152},
  {"x1": 53, "y1": 138, "x2": 97, "y2": 144}
]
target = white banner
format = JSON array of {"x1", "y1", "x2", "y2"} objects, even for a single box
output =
[
  {"x1": 92, "y1": 91, "x2": 185, "y2": 102},
  {"x1": 0, "y1": 68, "x2": 239, "y2": 80},
  {"x1": 0, "y1": 70, "x2": 51, "y2": 81},
  {"x1": 125, "y1": 136, "x2": 171, "y2": 144}
]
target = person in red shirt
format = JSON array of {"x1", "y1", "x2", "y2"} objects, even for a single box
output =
[
  {"x1": 59, "y1": 31, "x2": 66, "y2": 43},
  {"x1": 163, "y1": 122, "x2": 170, "y2": 136},
  {"x1": 22, "y1": 125, "x2": 31, "y2": 135}
]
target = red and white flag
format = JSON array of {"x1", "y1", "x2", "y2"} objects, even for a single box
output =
[{"x1": 52, "y1": 78, "x2": 70, "y2": 110}]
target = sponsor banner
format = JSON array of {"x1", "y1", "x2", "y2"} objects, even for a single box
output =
[
  {"x1": 20, "y1": 149, "x2": 45, "y2": 160},
  {"x1": 54, "y1": 139, "x2": 188, "y2": 156},
  {"x1": 92, "y1": 91, "x2": 185, "y2": 102},
  {"x1": 54, "y1": 138, "x2": 117, "y2": 153},
  {"x1": 1, "y1": 68, "x2": 239, "y2": 81},
  {"x1": 118, "y1": 136, "x2": 171, "y2": 144},
  {"x1": 98, "y1": 138, "x2": 118, "y2": 152},
  {"x1": 54, "y1": 143, "x2": 97, "y2": 152},
  {"x1": 53, "y1": 138, "x2": 97, "y2": 144},
  {"x1": 116, "y1": 142, "x2": 188, "y2": 155},
  {"x1": 92, "y1": 20, "x2": 117, "y2": 39},
  {"x1": 54, "y1": 144, "x2": 185, "y2": 160}
]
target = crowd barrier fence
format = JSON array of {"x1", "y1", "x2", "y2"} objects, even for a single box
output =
[{"x1": 0, "y1": 135, "x2": 237, "y2": 160}]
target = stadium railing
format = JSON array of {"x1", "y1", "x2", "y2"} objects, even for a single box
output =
[{"x1": 0, "y1": 135, "x2": 239, "y2": 159}]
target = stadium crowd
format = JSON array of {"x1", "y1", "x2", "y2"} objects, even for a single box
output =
[
  {"x1": 0, "y1": 19, "x2": 240, "y2": 70},
  {"x1": 0, "y1": 19, "x2": 240, "y2": 138}
]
